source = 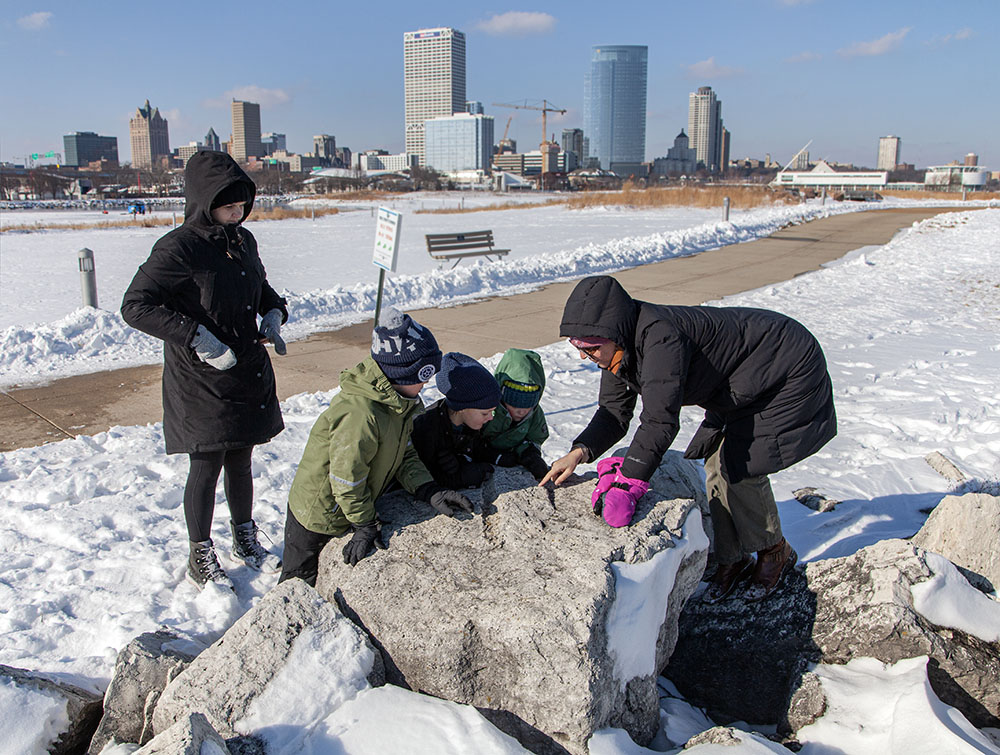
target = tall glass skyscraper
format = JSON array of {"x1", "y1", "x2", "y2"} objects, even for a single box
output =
[
  {"x1": 583, "y1": 45, "x2": 648, "y2": 172},
  {"x1": 403, "y1": 27, "x2": 466, "y2": 166}
]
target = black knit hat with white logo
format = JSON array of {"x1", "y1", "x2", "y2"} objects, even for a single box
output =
[
  {"x1": 436, "y1": 352, "x2": 502, "y2": 411},
  {"x1": 371, "y1": 307, "x2": 442, "y2": 385}
]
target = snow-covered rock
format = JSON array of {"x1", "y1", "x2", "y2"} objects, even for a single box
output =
[
  {"x1": 0, "y1": 663, "x2": 102, "y2": 754},
  {"x1": 666, "y1": 539, "x2": 1000, "y2": 731},
  {"x1": 151, "y1": 579, "x2": 383, "y2": 739},
  {"x1": 88, "y1": 630, "x2": 197, "y2": 753},
  {"x1": 315, "y1": 456, "x2": 709, "y2": 754},
  {"x1": 912, "y1": 492, "x2": 1000, "y2": 593},
  {"x1": 133, "y1": 712, "x2": 230, "y2": 755}
]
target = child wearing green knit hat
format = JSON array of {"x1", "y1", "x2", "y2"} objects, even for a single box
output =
[{"x1": 482, "y1": 348, "x2": 551, "y2": 480}]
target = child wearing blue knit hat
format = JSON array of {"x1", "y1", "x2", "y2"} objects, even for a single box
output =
[{"x1": 412, "y1": 352, "x2": 502, "y2": 489}]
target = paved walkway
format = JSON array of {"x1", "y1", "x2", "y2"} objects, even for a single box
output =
[{"x1": 0, "y1": 207, "x2": 955, "y2": 452}]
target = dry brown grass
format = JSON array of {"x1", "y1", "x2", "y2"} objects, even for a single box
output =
[
  {"x1": 565, "y1": 183, "x2": 795, "y2": 210},
  {"x1": 880, "y1": 189, "x2": 1000, "y2": 202},
  {"x1": 415, "y1": 199, "x2": 567, "y2": 214},
  {"x1": 303, "y1": 190, "x2": 395, "y2": 202},
  {"x1": 247, "y1": 205, "x2": 340, "y2": 221}
]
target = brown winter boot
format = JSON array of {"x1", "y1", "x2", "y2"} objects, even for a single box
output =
[
  {"x1": 744, "y1": 538, "x2": 797, "y2": 601},
  {"x1": 702, "y1": 555, "x2": 755, "y2": 604}
]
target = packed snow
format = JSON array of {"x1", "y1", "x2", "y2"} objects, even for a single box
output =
[{"x1": 2, "y1": 198, "x2": 1000, "y2": 753}]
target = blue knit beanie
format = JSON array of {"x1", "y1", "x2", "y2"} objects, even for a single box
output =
[
  {"x1": 437, "y1": 352, "x2": 502, "y2": 410},
  {"x1": 371, "y1": 307, "x2": 442, "y2": 385}
]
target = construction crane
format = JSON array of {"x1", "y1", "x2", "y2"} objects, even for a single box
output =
[
  {"x1": 497, "y1": 115, "x2": 516, "y2": 154},
  {"x1": 492, "y1": 100, "x2": 566, "y2": 150}
]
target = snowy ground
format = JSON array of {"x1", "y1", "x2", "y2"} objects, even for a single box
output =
[
  {"x1": 2, "y1": 199, "x2": 1000, "y2": 753},
  {"x1": 3, "y1": 191, "x2": 992, "y2": 387}
]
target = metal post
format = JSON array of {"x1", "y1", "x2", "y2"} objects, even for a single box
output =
[
  {"x1": 962, "y1": 188, "x2": 968, "y2": 201},
  {"x1": 723, "y1": 197, "x2": 730, "y2": 221},
  {"x1": 311, "y1": 206, "x2": 315, "y2": 221},
  {"x1": 373, "y1": 268, "x2": 386, "y2": 329},
  {"x1": 78, "y1": 248, "x2": 98, "y2": 308},
  {"x1": 821, "y1": 188, "x2": 827, "y2": 205}
]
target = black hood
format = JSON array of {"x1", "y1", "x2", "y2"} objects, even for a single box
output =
[
  {"x1": 559, "y1": 275, "x2": 638, "y2": 348},
  {"x1": 183, "y1": 150, "x2": 256, "y2": 227}
]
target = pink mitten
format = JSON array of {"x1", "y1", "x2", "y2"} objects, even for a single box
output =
[
  {"x1": 597, "y1": 473, "x2": 649, "y2": 528},
  {"x1": 591, "y1": 456, "x2": 624, "y2": 514}
]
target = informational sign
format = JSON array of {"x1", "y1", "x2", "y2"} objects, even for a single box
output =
[{"x1": 372, "y1": 207, "x2": 401, "y2": 273}]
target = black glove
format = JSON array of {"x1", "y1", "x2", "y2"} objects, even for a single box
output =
[
  {"x1": 429, "y1": 489, "x2": 474, "y2": 516},
  {"x1": 523, "y1": 454, "x2": 551, "y2": 481},
  {"x1": 494, "y1": 450, "x2": 520, "y2": 467},
  {"x1": 472, "y1": 462, "x2": 494, "y2": 484},
  {"x1": 342, "y1": 521, "x2": 386, "y2": 566}
]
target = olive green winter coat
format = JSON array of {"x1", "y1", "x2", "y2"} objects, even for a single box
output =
[
  {"x1": 287, "y1": 357, "x2": 434, "y2": 535},
  {"x1": 482, "y1": 348, "x2": 549, "y2": 456}
]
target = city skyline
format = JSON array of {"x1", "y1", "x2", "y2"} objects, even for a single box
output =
[{"x1": 1, "y1": 0, "x2": 995, "y2": 170}]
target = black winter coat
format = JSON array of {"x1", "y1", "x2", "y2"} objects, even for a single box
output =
[
  {"x1": 411, "y1": 399, "x2": 493, "y2": 489},
  {"x1": 561, "y1": 276, "x2": 836, "y2": 483},
  {"x1": 120, "y1": 151, "x2": 286, "y2": 454}
]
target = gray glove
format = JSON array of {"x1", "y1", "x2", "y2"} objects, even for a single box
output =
[
  {"x1": 429, "y1": 489, "x2": 474, "y2": 516},
  {"x1": 259, "y1": 308, "x2": 286, "y2": 355},
  {"x1": 190, "y1": 324, "x2": 236, "y2": 370}
]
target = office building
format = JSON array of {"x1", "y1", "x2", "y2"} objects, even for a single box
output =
[
  {"x1": 424, "y1": 113, "x2": 495, "y2": 173},
  {"x1": 261, "y1": 132, "x2": 286, "y2": 155},
  {"x1": 204, "y1": 128, "x2": 221, "y2": 152},
  {"x1": 63, "y1": 131, "x2": 119, "y2": 167},
  {"x1": 176, "y1": 142, "x2": 208, "y2": 166},
  {"x1": 129, "y1": 100, "x2": 170, "y2": 169},
  {"x1": 313, "y1": 134, "x2": 337, "y2": 164},
  {"x1": 965, "y1": 153, "x2": 979, "y2": 166},
  {"x1": 720, "y1": 127, "x2": 731, "y2": 174},
  {"x1": 583, "y1": 45, "x2": 648, "y2": 172},
  {"x1": 652, "y1": 130, "x2": 697, "y2": 176},
  {"x1": 561, "y1": 128, "x2": 585, "y2": 162},
  {"x1": 466, "y1": 101, "x2": 484, "y2": 115},
  {"x1": 403, "y1": 27, "x2": 467, "y2": 165},
  {"x1": 877, "y1": 136, "x2": 901, "y2": 171},
  {"x1": 688, "y1": 86, "x2": 725, "y2": 173},
  {"x1": 355, "y1": 151, "x2": 417, "y2": 173},
  {"x1": 231, "y1": 100, "x2": 263, "y2": 162}
]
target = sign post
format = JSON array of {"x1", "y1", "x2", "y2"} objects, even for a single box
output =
[{"x1": 372, "y1": 207, "x2": 402, "y2": 328}]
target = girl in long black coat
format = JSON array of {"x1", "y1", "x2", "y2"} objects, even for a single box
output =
[
  {"x1": 541, "y1": 275, "x2": 836, "y2": 601},
  {"x1": 121, "y1": 150, "x2": 287, "y2": 589}
]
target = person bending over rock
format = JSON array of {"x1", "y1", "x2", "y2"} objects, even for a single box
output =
[
  {"x1": 279, "y1": 308, "x2": 472, "y2": 586},
  {"x1": 539, "y1": 275, "x2": 836, "y2": 602},
  {"x1": 412, "y1": 352, "x2": 501, "y2": 489}
]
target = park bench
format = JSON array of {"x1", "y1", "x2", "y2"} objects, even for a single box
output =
[{"x1": 425, "y1": 230, "x2": 510, "y2": 269}]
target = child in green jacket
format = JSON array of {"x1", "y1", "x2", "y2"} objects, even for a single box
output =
[
  {"x1": 481, "y1": 348, "x2": 551, "y2": 480},
  {"x1": 279, "y1": 308, "x2": 472, "y2": 586}
]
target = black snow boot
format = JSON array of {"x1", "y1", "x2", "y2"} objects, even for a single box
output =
[
  {"x1": 187, "y1": 539, "x2": 234, "y2": 591},
  {"x1": 230, "y1": 519, "x2": 282, "y2": 573}
]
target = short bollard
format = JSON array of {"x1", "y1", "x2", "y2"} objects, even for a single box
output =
[
  {"x1": 723, "y1": 196, "x2": 730, "y2": 221},
  {"x1": 78, "y1": 248, "x2": 98, "y2": 308}
]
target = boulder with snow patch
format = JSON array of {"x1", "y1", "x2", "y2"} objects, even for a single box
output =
[
  {"x1": 664, "y1": 539, "x2": 1000, "y2": 732},
  {"x1": 0, "y1": 663, "x2": 102, "y2": 754},
  {"x1": 911, "y1": 491, "x2": 1000, "y2": 593},
  {"x1": 133, "y1": 712, "x2": 230, "y2": 755},
  {"x1": 151, "y1": 578, "x2": 384, "y2": 739},
  {"x1": 315, "y1": 454, "x2": 709, "y2": 755},
  {"x1": 88, "y1": 629, "x2": 197, "y2": 753}
]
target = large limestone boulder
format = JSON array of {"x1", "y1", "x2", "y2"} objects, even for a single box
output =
[
  {"x1": 912, "y1": 491, "x2": 1000, "y2": 593},
  {"x1": 134, "y1": 712, "x2": 230, "y2": 755},
  {"x1": 152, "y1": 578, "x2": 383, "y2": 739},
  {"x1": 665, "y1": 539, "x2": 1000, "y2": 731},
  {"x1": 88, "y1": 630, "x2": 196, "y2": 753},
  {"x1": 315, "y1": 454, "x2": 709, "y2": 755},
  {"x1": 0, "y1": 664, "x2": 102, "y2": 754}
]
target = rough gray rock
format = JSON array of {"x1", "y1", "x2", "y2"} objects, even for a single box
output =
[
  {"x1": 665, "y1": 539, "x2": 1000, "y2": 732},
  {"x1": 911, "y1": 492, "x2": 1000, "y2": 593},
  {"x1": 315, "y1": 454, "x2": 708, "y2": 755},
  {"x1": 134, "y1": 712, "x2": 230, "y2": 755},
  {"x1": 924, "y1": 450, "x2": 968, "y2": 483},
  {"x1": 0, "y1": 663, "x2": 102, "y2": 754},
  {"x1": 88, "y1": 630, "x2": 196, "y2": 753},
  {"x1": 792, "y1": 487, "x2": 840, "y2": 513},
  {"x1": 152, "y1": 578, "x2": 384, "y2": 738},
  {"x1": 783, "y1": 671, "x2": 826, "y2": 732}
]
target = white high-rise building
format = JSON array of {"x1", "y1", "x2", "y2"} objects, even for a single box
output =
[
  {"x1": 403, "y1": 27, "x2": 466, "y2": 165},
  {"x1": 877, "y1": 136, "x2": 901, "y2": 170},
  {"x1": 688, "y1": 86, "x2": 724, "y2": 173}
]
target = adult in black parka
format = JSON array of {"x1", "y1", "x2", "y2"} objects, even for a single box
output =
[
  {"x1": 121, "y1": 150, "x2": 287, "y2": 589},
  {"x1": 540, "y1": 275, "x2": 836, "y2": 601}
]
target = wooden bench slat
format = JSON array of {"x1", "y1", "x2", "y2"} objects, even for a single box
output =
[{"x1": 424, "y1": 229, "x2": 509, "y2": 268}]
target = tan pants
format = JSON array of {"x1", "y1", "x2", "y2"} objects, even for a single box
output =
[{"x1": 704, "y1": 439, "x2": 784, "y2": 564}]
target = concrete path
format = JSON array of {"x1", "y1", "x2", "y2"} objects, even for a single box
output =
[{"x1": 0, "y1": 207, "x2": 955, "y2": 452}]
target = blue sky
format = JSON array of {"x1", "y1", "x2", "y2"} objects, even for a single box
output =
[{"x1": 1, "y1": 0, "x2": 995, "y2": 170}]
